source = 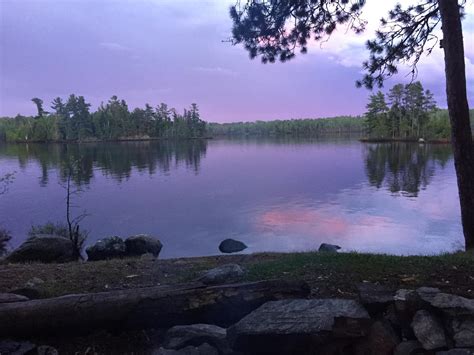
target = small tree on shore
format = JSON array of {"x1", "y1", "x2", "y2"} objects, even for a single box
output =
[{"x1": 62, "y1": 161, "x2": 89, "y2": 259}]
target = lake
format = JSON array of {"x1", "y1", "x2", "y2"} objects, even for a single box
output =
[{"x1": 0, "y1": 138, "x2": 463, "y2": 258}]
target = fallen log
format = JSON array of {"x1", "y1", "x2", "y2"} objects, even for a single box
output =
[{"x1": 0, "y1": 280, "x2": 309, "y2": 337}]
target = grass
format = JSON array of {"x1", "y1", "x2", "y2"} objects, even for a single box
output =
[{"x1": 1, "y1": 251, "x2": 473, "y2": 299}]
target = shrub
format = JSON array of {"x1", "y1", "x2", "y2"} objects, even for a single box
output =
[
  {"x1": 28, "y1": 222, "x2": 69, "y2": 239},
  {"x1": 28, "y1": 221, "x2": 88, "y2": 259}
]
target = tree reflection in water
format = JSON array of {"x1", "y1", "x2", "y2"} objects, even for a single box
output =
[
  {"x1": 0, "y1": 140, "x2": 208, "y2": 186},
  {"x1": 364, "y1": 143, "x2": 452, "y2": 197}
]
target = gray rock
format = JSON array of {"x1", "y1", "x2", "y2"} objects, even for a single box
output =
[
  {"x1": 0, "y1": 339, "x2": 36, "y2": 355},
  {"x1": 125, "y1": 234, "x2": 163, "y2": 257},
  {"x1": 0, "y1": 293, "x2": 29, "y2": 303},
  {"x1": 153, "y1": 343, "x2": 218, "y2": 355},
  {"x1": 228, "y1": 298, "x2": 370, "y2": 353},
  {"x1": 357, "y1": 283, "x2": 394, "y2": 314},
  {"x1": 318, "y1": 243, "x2": 341, "y2": 252},
  {"x1": 393, "y1": 340, "x2": 424, "y2": 355},
  {"x1": 436, "y1": 350, "x2": 474, "y2": 355},
  {"x1": 411, "y1": 310, "x2": 447, "y2": 350},
  {"x1": 450, "y1": 318, "x2": 474, "y2": 347},
  {"x1": 218, "y1": 239, "x2": 247, "y2": 254},
  {"x1": 86, "y1": 236, "x2": 126, "y2": 261},
  {"x1": 422, "y1": 292, "x2": 474, "y2": 317},
  {"x1": 367, "y1": 320, "x2": 400, "y2": 355},
  {"x1": 37, "y1": 345, "x2": 59, "y2": 355},
  {"x1": 6, "y1": 235, "x2": 75, "y2": 263},
  {"x1": 163, "y1": 324, "x2": 227, "y2": 350},
  {"x1": 199, "y1": 264, "x2": 245, "y2": 285}
]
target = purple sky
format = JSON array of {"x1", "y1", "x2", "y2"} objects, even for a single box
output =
[{"x1": 1, "y1": 0, "x2": 473, "y2": 122}]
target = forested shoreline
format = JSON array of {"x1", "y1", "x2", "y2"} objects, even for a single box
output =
[
  {"x1": 208, "y1": 116, "x2": 365, "y2": 137},
  {"x1": 0, "y1": 95, "x2": 207, "y2": 143},
  {"x1": 1, "y1": 86, "x2": 472, "y2": 143},
  {"x1": 365, "y1": 82, "x2": 473, "y2": 140}
]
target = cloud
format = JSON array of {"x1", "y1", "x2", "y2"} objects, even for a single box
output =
[
  {"x1": 194, "y1": 66, "x2": 237, "y2": 76},
  {"x1": 305, "y1": 1, "x2": 474, "y2": 85},
  {"x1": 99, "y1": 42, "x2": 131, "y2": 52}
]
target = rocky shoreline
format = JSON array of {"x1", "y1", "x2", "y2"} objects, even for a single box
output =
[
  {"x1": 1, "y1": 275, "x2": 473, "y2": 354},
  {"x1": 1, "y1": 235, "x2": 474, "y2": 354}
]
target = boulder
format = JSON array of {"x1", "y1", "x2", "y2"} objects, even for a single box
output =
[
  {"x1": 411, "y1": 310, "x2": 447, "y2": 350},
  {"x1": 436, "y1": 350, "x2": 474, "y2": 355},
  {"x1": 198, "y1": 264, "x2": 245, "y2": 285},
  {"x1": 228, "y1": 298, "x2": 370, "y2": 354},
  {"x1": 0, "y1": 340, "x2": 36, "y2": 355},
  {"x1": 0, "y1": 293, "x2": 29, "y2": 303},
  {"x1": 162, "y1": 324, "x2": 227, "y2": 351},
  {"x1": 37, "y1": 345, "x2": 59, "y2": 355},
  {"x1": 393, "y1": 340, "x2": 424, "y2": 355},
  {"x1": 125, "y1": 235, "x2": 162, "y2": 257},
  {"x1": 420, "y1": 292, "x2": 474, "y2": 317},
  {"x1": 86, "y1": 236, "x2": 126, "y2": 261},
  {"x1": 367, "y1": 320, "x2": 400, "y2": 355},
  {"x1": 450, "y1": 319, "x2": 474, "y2": 347},
  {"x1": 6, "y1": 235, "x2": 75, "y2": 263},
  {"x1": 10, "y1": 277, "x2": 45, "y2": 299},
  {"x1": 153, "y1": 343, "x2": 218, "y2": 355},
  {"x1": 318, "y1": 243, "x2": 341, "y2": 252},
  {"x1": 357, "y1": 283, "x2": 394, "y2": 314},
  {"x1": 218, "y1": 239, "x2": 247, "y2": 254}
]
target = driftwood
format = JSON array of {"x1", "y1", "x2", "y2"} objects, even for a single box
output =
[{"x1": 0, "y1": 280, "x2": 309, "y2": 337}]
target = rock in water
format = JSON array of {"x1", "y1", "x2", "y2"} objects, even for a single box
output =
[
  {"x1": 6, "y1": 235, "x2": 75, "y2": 263},
  {"x1": 86, "y1": 236, "x2": 126, "y2": 261},
  {"x1": 228, "y1": 298, "x2": 370, "y2": 354},
  {"x1": 318, "y1": 243, "x2": 341, "y2": 252},
  {"x1": 162, "y1": 324, "x2": 227, "y2": 350},
  {"x1": 125, "y1": 234, "x2": 162, "y2": 257},
  {"x1": 411, "y1": 310, "x2": 447, "y2": 350},
  {"x1": 199, "y1": 264, "x2": 245, "y2": 285},
  {"x1": 218, "y1": 239, "x2": 247, "y2": 253}
]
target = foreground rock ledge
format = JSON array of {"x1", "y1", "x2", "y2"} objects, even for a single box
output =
[
  {"x1": 228, "y1": 298, "x2": 370, "y2": 354},
  {"x1": 0, "y1": 280, "x2": 310, "y2": 337}
]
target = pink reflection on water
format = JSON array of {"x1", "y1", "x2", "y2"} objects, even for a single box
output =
[
  {"x1": 256, "y1": 205, "x2": 399, "y2": 248},
  {"x1": 258, "y1": 208, "x2": 349, "y2": 237}
]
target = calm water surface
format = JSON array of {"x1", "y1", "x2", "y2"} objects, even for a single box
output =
[{"x1": 0, "y1": 138, "x2": 462, "y2": 258}]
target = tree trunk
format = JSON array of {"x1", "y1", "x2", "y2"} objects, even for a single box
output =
[
  {"x1": 438, "y1": 0, "x2": 474, "y2": 250},
  {"x1": 0, "y1": 280, "x2": 310, "y2": 337}
]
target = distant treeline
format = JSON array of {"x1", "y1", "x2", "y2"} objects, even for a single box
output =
[
  {"x1": 1, "y1": 88, "x2": 472, "y2": 143},
  {"x1": 208, "y1": 116, "x2": 365, "y2": 137},
  {"x1": 0, "y1": 95, "x2": 206, "y2": 142},
  {"x1": 365, "y1": 81, "x2": 473, "y2": 140}
]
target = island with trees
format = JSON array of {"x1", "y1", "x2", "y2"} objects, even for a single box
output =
[{"x1": 0, "y1": 96, "x2": 207, "y2": 142}]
